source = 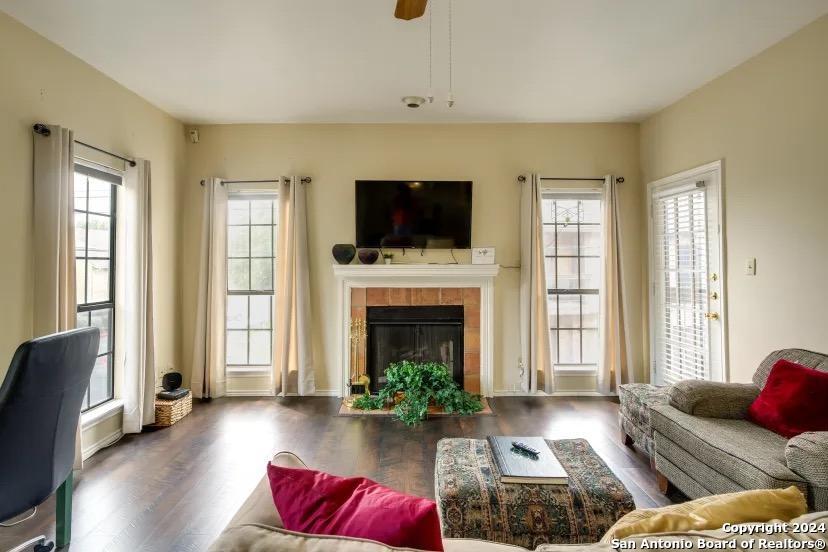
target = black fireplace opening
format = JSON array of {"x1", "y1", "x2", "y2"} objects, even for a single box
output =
[{"x1": 366, "y1": 305, "x2": 464, "y2": 394}]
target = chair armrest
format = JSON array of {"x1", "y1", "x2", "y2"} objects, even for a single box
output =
[
  {"x1": 786, "y1": 432, "x2": 828, "y2": 487},
  {"x1": 668, "y1": 381, "x2": 760, "y2": 419}
]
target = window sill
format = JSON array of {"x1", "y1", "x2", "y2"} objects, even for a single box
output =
[
  {"x1": 226, "y1": 366, "x2": 272, "y2": 376},
  {"x1": 554, "y1": 365, "x2": 598, "y2": 376},
  {"x1": 81, "y1": 398, "x2": 124, "y2": 430}
]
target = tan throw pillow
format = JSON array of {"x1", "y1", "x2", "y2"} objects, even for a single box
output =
[{"x1": 601, "y1": 486, "x2": 807, "y2": 542}]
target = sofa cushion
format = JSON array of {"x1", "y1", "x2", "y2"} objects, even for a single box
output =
[
  {"x1": 747, "y1": 359, "x2": 828, "y2": 438},
  {"x1": 668, "y1": 381, "x2": 759, "y2": 419},
  {"x1": 786, "y1": 432, "x2": 828, "y2": 487},
  {"x1": 651, "y1": 404, "x2": 806, "y2": 492},
  {"x1": 267, "y1": 465, "x2": 443, "y2": 551}
]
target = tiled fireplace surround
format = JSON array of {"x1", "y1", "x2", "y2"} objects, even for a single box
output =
[
  {"x1": 351, "y1": 287, "x2": 482, "y2": 393},
  {"x1": 333, "y1": 264, "x2": 499, "y2": 397}
]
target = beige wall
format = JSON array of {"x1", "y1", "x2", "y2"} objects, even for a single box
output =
[
  {"x1": 0, "y1": 12, "x2": 185, "y2": 393},
  {"x1": 181, "y1": 123, "x2": 646, "y2": 393},
  {"x1": 640, "y1": 15, "x2": 828, "y2": 382}
]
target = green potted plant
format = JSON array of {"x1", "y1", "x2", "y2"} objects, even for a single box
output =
[
  {"x1": 382, "y1": 253, "x2": 393, "y2": 265},
  {"x1": 352, "y1": 360, "x2": 483, "y2": 426}
]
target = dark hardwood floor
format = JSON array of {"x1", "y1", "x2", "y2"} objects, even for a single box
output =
[{"x1": 1, "y1": 396, "x2": 672, "y2": 552}]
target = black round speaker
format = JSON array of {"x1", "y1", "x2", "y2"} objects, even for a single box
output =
[{"x1": 162, "y1": 372, "x2": 183, "y2": 391}]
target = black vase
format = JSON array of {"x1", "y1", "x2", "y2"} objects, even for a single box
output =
[
  {"x1": 332, "y1": 244, "x2": 356, "y2": 265},
  {"x1": 358, "y1": 249, "x2": 379, "y2": 265},
  {"x1": 162, "y1": 372, "x2": 183, "y2": 391}
]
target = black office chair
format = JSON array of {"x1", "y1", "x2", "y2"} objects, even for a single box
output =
[{"x1": 0, "y1": 328, "x2": 99, "y2": 552}]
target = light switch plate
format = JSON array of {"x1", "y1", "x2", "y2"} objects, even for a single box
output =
[
  {"x1": 472, "y1": 247, "x2": 495, "y2": 265},
  {"x1": 745, "y1": 258, "x2": 756, "y2": 275}
]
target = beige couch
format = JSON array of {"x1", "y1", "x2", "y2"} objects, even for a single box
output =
[{"x1": 208, "y1": 452, "x2": 828, "y2": 552}]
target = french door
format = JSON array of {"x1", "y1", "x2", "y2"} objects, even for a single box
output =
[{"x1": 649, "y1": 161, "x2": 726, "y2": 385}]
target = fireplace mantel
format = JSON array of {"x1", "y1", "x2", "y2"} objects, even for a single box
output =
[{"x1": 333, "y1": 263, "x2": 499, "y2": 397}]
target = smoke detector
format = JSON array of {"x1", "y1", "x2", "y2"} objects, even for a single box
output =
[{"x1": 402, "y1": 96, "x2": 426, "y2": 108}]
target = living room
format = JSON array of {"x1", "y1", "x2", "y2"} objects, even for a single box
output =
[{"x1": 0, "y1": 1, "x2": 826, "y2": 551}]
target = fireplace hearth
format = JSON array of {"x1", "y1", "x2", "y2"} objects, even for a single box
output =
[{"x1": 366, "y1": 306, "x2": 464, "y2": 394}]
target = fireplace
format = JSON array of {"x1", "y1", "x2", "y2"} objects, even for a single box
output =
[{"x1": 366, "y1": 306, "x2": 464, "y2": 394}]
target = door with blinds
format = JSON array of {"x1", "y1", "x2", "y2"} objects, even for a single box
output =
[{"x1": 649, "y1": 162, "x2": 725, "y2": 385}]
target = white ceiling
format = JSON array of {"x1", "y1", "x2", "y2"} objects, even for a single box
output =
[{"x1": 3, "y1": 0, "x2": 827, "y2": 124}]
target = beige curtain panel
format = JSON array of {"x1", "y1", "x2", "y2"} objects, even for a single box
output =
[
  {"x1": 191, "y1": 177, "x2": 228, "y2": 399},
  {"x1": 598, "y1": 175, "x2": 633, "y2": 394},
  {"x1": 122, "y1": 160, "x2": 156, "y2": 432},
  {"x1": 273, "y1": 176, "x2": 315, "y2": 396},
  {"x1": 519, "y1": 174, "x2": 554, "y2": 394},
  {"x1": 32, "y1": 124, "x2": 83, "y2": 468}
]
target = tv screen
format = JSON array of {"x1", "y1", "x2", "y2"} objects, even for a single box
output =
[{"x1": 355, "y1": 180, "x2": 472, "y2": 249}]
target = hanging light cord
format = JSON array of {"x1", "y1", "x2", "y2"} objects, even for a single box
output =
[
  {"x1": 448, "y1": 0, "x2": 454, "y2": 101},
  {"x1": 428, "y1": 2, "x2": 433, "y2": 101}
]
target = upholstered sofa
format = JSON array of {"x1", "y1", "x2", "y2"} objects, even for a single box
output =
[
  {"x1": 208, "y1": 451, "x2": 827, "y2": 551},
  {"x1": 651, "y1": 348, "x2": 828, "y2": 511}
]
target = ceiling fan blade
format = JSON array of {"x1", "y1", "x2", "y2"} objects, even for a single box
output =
[{"x1": 395, "y1": 0, "x2": 427, "y2": 20}]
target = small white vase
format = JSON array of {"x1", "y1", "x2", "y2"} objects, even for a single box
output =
[{"x1": 384, "y1": 259, "x2": 392, "y2": 265}]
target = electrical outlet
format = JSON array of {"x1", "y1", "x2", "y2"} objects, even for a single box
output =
[{"x1": 745, "y1": 258, "x2": 756, "y2": 276}]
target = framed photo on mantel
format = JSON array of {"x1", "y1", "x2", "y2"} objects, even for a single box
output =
[{"x1": 472, "y1": 247, "x2": 496, "y2": 265}]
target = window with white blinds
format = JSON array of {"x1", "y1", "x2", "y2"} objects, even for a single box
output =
[{"x1": 652, "y1": 187, "x2": 709, "y2": 384}]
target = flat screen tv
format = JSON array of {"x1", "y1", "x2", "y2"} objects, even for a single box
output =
[{"x1": 355, "y1": 180, "x2": 472, "y2": 249}]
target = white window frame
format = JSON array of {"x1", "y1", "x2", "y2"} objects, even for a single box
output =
[
  {"x1": 541, "y1": 187, "x2": 605, "y2": 376},
  {"x1": 647, "y1": 160, "x2": 728, "y2": 384}
]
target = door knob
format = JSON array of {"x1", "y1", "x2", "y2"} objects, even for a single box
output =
[{"x1": 705, "y1": 312, "x2": 719, "y2": 320}]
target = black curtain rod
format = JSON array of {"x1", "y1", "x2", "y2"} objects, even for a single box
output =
[
  {"x1": 33, "y1": 123, "x2": 137, "y2": 167},
  {"x1": 199, "y1": 177, "x2": 312, "y2": 186},
  {"x1": 517, "y1": 175, "x2": 625, "y2": 183}
]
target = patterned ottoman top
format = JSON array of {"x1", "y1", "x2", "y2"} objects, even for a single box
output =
[{"x1": 435, "y1": 438, "x2": 634, "y2": 549}]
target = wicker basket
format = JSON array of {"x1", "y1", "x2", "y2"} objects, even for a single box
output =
[{"x1": 154, "y1": 390, "x2": 192, "y2": 427}]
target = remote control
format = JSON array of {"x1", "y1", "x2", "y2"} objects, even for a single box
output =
[{"x1": 511, "y1": 441, "x2": 540, "y2": 456}]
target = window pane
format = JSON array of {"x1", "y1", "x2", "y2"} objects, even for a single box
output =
[
  {"x1": 228, "y1": 259, "x2": 250, "y2": 291},
  {"x1": 250, "y1": 200, "x2": 272, "y2": 224},
  {"x1": 582, "y1": 329, "x2": 599, "y2": 364},
  {"x1": 547, "y1": 294, "x2": 558, "y2": 329},
  {"x1": 74, "y1": 173, "x2": 87, "y2": 211},
  {"x1": 82, "y1": 392, "x2": 89, "y2": 412},
  {"x1": 542, "y1": 199, "x2": 554, "y2": 222},
  {"x1": 250, "y1": 258, "x2": 272, "y2": 291},
  {"x1": 226, "y1": 331, "x2": 248, "y2": 365},
  {"x1": 226, "y1": 296, "x2": 248, "y2": 329},
  {"x1": 88, "y1": 179, "x2": 112, "y2": 214},
  {"x1": 558, "y1": 294, "x2": 580, "y2": 328},
  {"x1": 558, "y1": 330, "x2": 580, "y2": 364},
  {"x1": 554, "y1": 200, "x2": 579, "y2": 225},
  {"x1": 580, "y1": 225, "x2": 601, "y2": 256},
  {"x1": 90, "y1": 308, "x2": 113, "y2": 354},
  {"x1": 580, "y1": 257, "x2": 601, "y2": 289},
  {"x1": 556, "y1": 224, "x2": 578, "y2": 255},
  {"x1": 249, "y1": 295, "x2": 271, "y2": 329},
  {"x1": 76, "y1": 311, "x2": 90, "y2": 329},
  {"x1": 544, "y1": 257, "x2": 556, "y2": 289},
  {"x1": 250, "y1": 225, "x2": 272, "y2": 257},
  {"x1": 87, "y1": 259, "x2": 110, "y2": 302},
  {"x1": 249, "y1": 330, "x2": 271, "y2": 365},
  {"x1": 75, "y1": 212, "x2": 87, "y2": 256},
  {"x1": 550, "y1": 330, "x2": 559, "y2": 364},
  {"x1": 582, "y1": 200, "x2": 602, "y2": 223},
  {"x1": 556, "y1": 258, "x2": 578, "y2": 289},
  {"x1": 228, "y1": 226, "x2": 250, "y2": 257},
  {"x1": 543, "y1": 227, "x2": 556, "y2": 256},
  {"x1": 88, "y1": 355, "x2": 112, "y2": 408},
  {"x1": 87, "y1": 214, "x2": 111, "y2": 257},
  {"x1": 582, "y1": 294, "x2": 599, "y2": 328},
  {"x1": 228, "y1": 201, "x2": 250, "y2": 225},
  {"x1": 76, "y1": 259, "x2": 86, "y2": 304}
]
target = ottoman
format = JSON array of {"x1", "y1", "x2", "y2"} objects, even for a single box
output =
[
  {"x1": 618, "y1": 383, "x2": 670, "y2": 463},
  {"x1": 435, "y1": 438, "x2": 634, "y2": 548}
]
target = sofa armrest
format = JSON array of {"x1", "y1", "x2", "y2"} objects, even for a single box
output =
[
  {"x1": 668, "y1": 381, "x2": 760, "y2": 419},
  {"x1": 786, "y1": 432, "x2": 828, "y2": 487}
]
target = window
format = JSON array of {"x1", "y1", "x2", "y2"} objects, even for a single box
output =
[
  {"x1": 541, "y1": 194, "x2": 602, "y2": 367},
  {"x1": 226, "y1": 195, "x2": 278, "y2": 372},
  {"x1": 74, "y1": 164, "x2": 119, "y2": 411}
]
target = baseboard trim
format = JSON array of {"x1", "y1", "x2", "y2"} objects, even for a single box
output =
[
  {"x1": 82, "y1": 428, "x2": 122, "y2": 460},
  {"x1": 312, "y1": 389, "x2": 339, "y2": 397},
  {"x1": 225, "y1": 389, "x2": 276, "y2": 397},
  {"x1": 493, "y1": 390, "x2": 549, "y2": 397},
  {"x1": 550, "y1": 391, "x2": 617, "y2": 397}
]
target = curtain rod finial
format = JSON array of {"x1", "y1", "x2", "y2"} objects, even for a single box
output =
[
  {"x1": 33, "y1": 123, "x2": 51, "y2": 137},
  {"x1": 616, "y1": 177, "x2": 625, "y2": 183},
  {"x1": 517, "y1": 175, "x2": 526, "y2": 183}
]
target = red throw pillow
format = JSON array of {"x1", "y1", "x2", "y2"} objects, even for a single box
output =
[
  {"x1": 747, "y1": 359, "x2": 828, "y2": 438},
  {"x1": 267, "y1": 464, "x2": 443, "y2": 551}
]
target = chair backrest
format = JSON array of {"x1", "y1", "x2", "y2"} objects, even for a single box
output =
[
  {"x1": 0, "y1": 328, "x2": 99, "y2": 522},
  {"x1": 753, "y1": 348, "x2": 828, "y2": 389}
]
